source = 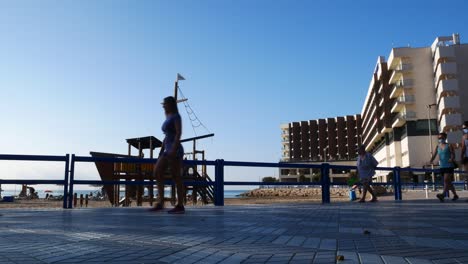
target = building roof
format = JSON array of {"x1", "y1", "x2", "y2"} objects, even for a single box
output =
[{"x1": 126, "y1": 136, "x2": 162, "y2": 150}]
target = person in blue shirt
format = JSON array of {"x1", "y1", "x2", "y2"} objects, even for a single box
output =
[
  {"x1": 356, "y1": 145, "x2": 378, "y2": 203},
  {"x1": 149, "y1": 96, "x2": 186, "y2": 214},
  {"x1": 430, "y1": 132, "x2": 459, "y2": 202}
]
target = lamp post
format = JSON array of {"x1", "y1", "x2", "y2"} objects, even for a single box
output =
[{"x1": 427, "y1": 103, "x2": 437, "y2": 191}]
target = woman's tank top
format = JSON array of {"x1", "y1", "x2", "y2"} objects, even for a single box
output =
[
  {"x1": 437, "y1": 144, "x2": 452, "y2": 168},
  {"x1": 161, "y1": 113, "x2": 184, "y2": 158}
]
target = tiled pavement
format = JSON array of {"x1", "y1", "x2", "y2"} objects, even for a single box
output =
[{"x1": 1, "y1": 200, "x2": 468, "y2": 263}]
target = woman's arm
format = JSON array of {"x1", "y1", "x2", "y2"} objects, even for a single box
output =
[
  {"x1": 158, "y1": 138, "x2": 166, "y2": 157},
  {"x1": 430, "y1": 146, "x2": 438, "y2": 164},
  {"x1": 169, "y1": 116, "x2": 182, "y2": 157},
  {"x1": 449, "y1": 144, "x2": 456, "y2": 163},
  {"x1": 462, "y1": 137, "x2": 466, "y2": 160}
]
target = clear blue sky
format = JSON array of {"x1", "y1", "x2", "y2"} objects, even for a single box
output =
[{"x1": 1, "y1": 0, "x2": 467, "y2": 184}]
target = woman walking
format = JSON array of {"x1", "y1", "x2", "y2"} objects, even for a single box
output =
[
  {"x1": 356, "y1": 145, "x2": 378, "y2": 203},
  {"x1": 150, "y1": 96, "x2": 185, "y2": 214},
  {"x1": 430, "y1": 132, "x2": 459, "y2": 202}
]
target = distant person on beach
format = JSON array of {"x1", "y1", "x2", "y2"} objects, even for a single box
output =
[
  {"x1": 150, "y1": 96, "x2": 185, "y2": 214},
  {"x1": 430, "y1": 132, "x2": 459, "y2": 202},
  {"x1": 356, "y1": 145, "x2": 378, "y2": 203}
]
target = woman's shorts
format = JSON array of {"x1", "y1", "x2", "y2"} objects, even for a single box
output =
[
  {"x1": 440, "y1": 167, "x2": 454, "y2": 174},
  {"x1": 359, "y1": 178, "x2": 372, "y2": 184}
]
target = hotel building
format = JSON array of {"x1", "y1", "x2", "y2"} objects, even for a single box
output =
[
  {"x1": 280, "y1": 115, "x2": 362, "y2": 183},
  {"x1": 281, "y1": 34, "x2": 468, "y2": 183},
  {"x1": 362, "y1": 34, "x2": 468, "y2": 182}
]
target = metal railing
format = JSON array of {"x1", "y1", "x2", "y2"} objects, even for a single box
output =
[
  {"x1": 1, "y1": 153, "x2": 465, "y2": 208},
  {"x1": 0, "y1": 154, "x2": 70, "y2": 208},
  {"x1": 11, "y1": 154, "x2": 408, "y2": 207}
]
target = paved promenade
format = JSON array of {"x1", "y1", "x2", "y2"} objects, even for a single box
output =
[{"x1": 1, "y1": 200, "x2": 468, "y2": 264}]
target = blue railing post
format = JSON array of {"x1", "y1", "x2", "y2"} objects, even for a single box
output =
[
  {"x1": 68, "y1": 154, "x2": 75, "y2": 209},
  {"x1": 214, "y1": 159, "x2": 224, "y2": 206},
  {"x1": 321, "y1": 163, "x2": 330, "y2": 204},
  {"x1": 63, "y1": 154, "x2": 70, "y2": 209},
  {"x1": 393, "y1": 167, "x2": 402, "y2": 201}
]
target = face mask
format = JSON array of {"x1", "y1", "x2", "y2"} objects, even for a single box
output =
[
  {"x1": 438, "y1": 139, "x2": 446, "y2": 143},
  {"x1": 463, "y1": 128, "x2": 468, "y2": 134}
]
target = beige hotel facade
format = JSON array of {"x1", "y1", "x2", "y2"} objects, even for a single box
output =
[{"x1": 280, "y1": 34, "x2": 468, "y2": 183}]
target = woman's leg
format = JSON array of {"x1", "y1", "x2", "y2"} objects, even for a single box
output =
[
  {"x1": 169, "y1": 158, "x2": 185, "y2": 207},
  {"x1": 464, "y1": 163, "x2": 468, "y2": 188},
  {"x1": 443, "y1": 173, "x2": 450, "y2": 195},
  {"x1": 360, "y1": 180, "x2": 368, "y2": 202},
  {"x1": 152, "y1": 157, "x2": 169, "y2": 207},
  {"x1": 367, "y1": 184, "x2": 376, "y2": 201},
  {"x1": 447, "y1": 173, "x2": 458, "y2": 196}
]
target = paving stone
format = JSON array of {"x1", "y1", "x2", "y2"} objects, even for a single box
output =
[
  {"x1": 336, "y1": 251, "x2": 359, "y2": 263},
  {"x1": 381, "y1": 255, "x2": 409, "y2": 264},
  {"x1": 286, "y1": 236, "x2": 307, "y2": 247},
  {"x1": 358, "y1": 253, "x2": 384, "y2": 264},
  {"x1": 0, "y1": 200, "x2": 468, "y2": 263}
]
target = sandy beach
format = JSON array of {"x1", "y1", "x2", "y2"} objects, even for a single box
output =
[
  {"x1": 2, "y1": 188, "x2": 467, "y2": 209},
  {"x1": 0, "y1": 191, "x2": 468, "y2": 210}
]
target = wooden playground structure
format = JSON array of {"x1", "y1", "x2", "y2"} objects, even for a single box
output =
[
  {"x1": 90, "y1": 74, "x2": 215, "y2": 207},
  {"x1": 90, "y1": 134, "x2": 214, "y2": 207}
]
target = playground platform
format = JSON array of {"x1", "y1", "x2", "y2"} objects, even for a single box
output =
[{"x1": 1, "y1": 200, "x2": 468, "y2": 264}]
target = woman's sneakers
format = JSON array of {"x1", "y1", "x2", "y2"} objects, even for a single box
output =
[
  {"x1": 436, "y1": 194, "x2": 459, "y2": 202},
  {"x1": 148, "y1": 203, "x2": 164, "y2": 212},
  {"x1": 149, "y1": 204, "x2": 185, "y2": 214},
  {"x1": 436, "y1": 193, "x2": 445, "y2": 202},
  {"x1": 168, "y1": 205, "x2": 185, "y2": 214}
]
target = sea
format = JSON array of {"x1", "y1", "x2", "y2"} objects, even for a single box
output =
[{"x1": 0, "y1": 188, "x2": 249, "y2": 199}]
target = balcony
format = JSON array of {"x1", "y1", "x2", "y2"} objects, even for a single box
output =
[
  {"x1": 389, "y1": 63, "x2": 411, "y2": 84},
  {"x1": 392, "y1": 111, "x2": 417, "y2": 127},
  {"x1": 438, "y1": 96, "x2": 460, "y2": 113},
  {"x1": 378, "y1": 97, "x2": 384, "y2": 107},
  {"x1": 433, "y1": 46, "x2": 455, "y2": 72},
  {"x1": 390, "y1": 79, "x2": 413, "y2": 98},
  {"x1": 391, "y1": 95, "x2": 415, "y2": 113},
  {"x1": 435, "y1": 62, "x2": 457, "y2": 82},
  {"x1": 436, "y1": 79, "x2": 458, "y2": 99},
  {"x1": 439, "y1": 113, "x2": 462, "y2": 131},
  {"x1": 377, "y1": 83, "x2": 384, "y2": 94}
]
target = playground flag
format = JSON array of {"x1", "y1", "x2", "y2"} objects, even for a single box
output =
[{"x1": 177, "y1": 73, "x2": 185, "y2": 81}]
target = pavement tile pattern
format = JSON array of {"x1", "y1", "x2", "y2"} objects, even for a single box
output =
[{"x1": 1, "y1": 200, "x2": 468, "y2": 263}]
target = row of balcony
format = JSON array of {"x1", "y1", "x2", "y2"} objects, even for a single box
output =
[
  {"x1": 289, "y1": 128, "x2": 359, "y2": 137},
  {"x1": 435, "y1": 62, "x2": 457, "y2": 83},
  {"x1": 290, "y1": 145, "x2": 360, "y2": 152},
  {"x1": 439, "y1": 112, "x2": 462, "y2": 132},
  {"x1": 438, "y1": 95, "x2": 461, "y2": 114},
  {"x1": 389, "y1": 63, "x2": 412, "y2": 84},
  {"x1": 391, "y1": 94, "x2": 415, "y2": 113},
  {"x1": 289, "y1": 139, "x2": 360, "y2": 147},
  {"x1": 390, "y1": 79, "x2": 413, "y2": 98},
  {"x1": 436, "y1": 79, "x2": 458, "y2": 99},
  {"x1": 392, "y1": 111, "x2": 417, "y2": 128},
  {"x1": 433, "y1": 46, "x2": 455, "y2": 72}
]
